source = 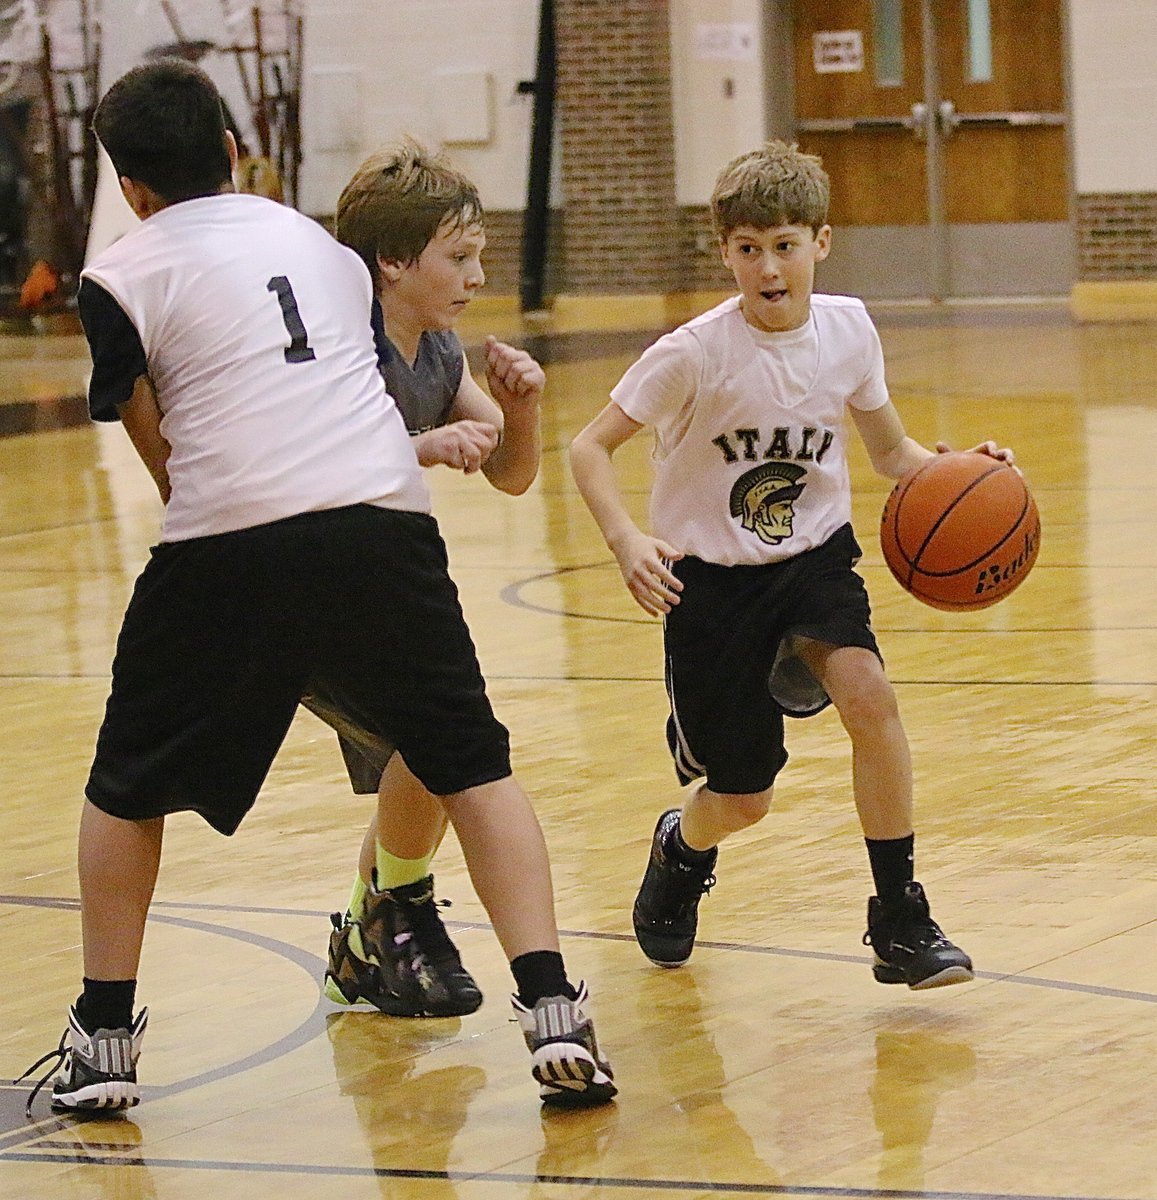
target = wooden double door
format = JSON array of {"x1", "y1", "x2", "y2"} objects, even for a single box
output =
[{"x1": 789, "y1": 0, "x2": 1072, "y2": 299}]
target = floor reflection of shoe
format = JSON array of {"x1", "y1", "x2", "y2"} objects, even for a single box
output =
[
  {"x1": 512, "y1": 982, "x2": 617, "y2": 1108},
  {"x1": 326, "y1": 1010, "x2": 487, "y2": 1137}
]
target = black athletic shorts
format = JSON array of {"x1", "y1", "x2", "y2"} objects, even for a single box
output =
[
  {"x1": 663, "y1": 523, "x2": 880, "y2": 795},
  {"x1": 299, "y1": 691, "x2": 393, "y2": 795},
  {"x1": 86, "y1": 505, "x2": 511, "y2": 834}
]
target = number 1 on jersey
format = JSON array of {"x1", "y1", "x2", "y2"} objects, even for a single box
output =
[{"x1": 267, "y1": 276, "x2": 317, "y2": 363}]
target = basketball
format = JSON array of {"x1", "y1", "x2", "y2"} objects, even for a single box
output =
[{"x1": 880, "y1": 451, "x2": 1040, "y2": 611}]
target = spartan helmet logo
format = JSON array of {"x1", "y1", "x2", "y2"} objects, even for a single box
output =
[{"x1": 729, "y1": 462, "x2": 807, "y2": 544}]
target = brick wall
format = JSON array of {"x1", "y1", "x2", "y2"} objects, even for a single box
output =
[
  {"x1": 476, "y1": 208, "x2": 566, "y2": 297},
  {"x1": 1076, "y1": 193, "x2": 1157, "y2": 281},
  {"x1": 676, "y1": 205, "x2": 734, "y2": 292},
  {"x1": 554, "y1": 0, "x2": 680, "y2": 294}
]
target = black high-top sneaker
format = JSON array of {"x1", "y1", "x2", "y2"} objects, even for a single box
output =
[
  {"x1": 632, "y1": 809, "x2": 717, "y2": 967},
  {"x1": 864, "y1": 881, "x2": 974, "y2": 989}
]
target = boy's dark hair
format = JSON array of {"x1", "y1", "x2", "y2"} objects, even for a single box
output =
[
  {"x1": 711, "y1": 140, "x2": 830, "y2": 239},
  {"x1": 92, "y1": 59, "x2": 232, "y2": 203},
  {"x1": 335, "y1": 137, "x2": 483, "y2": 290}
]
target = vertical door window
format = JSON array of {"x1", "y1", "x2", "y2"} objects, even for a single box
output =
[
  {"x1": 965, "y1": 0, "x2": 994, "y2": 82},
  {"x1": 873, "y1": 0, "x2": 905, "y2": 86}
]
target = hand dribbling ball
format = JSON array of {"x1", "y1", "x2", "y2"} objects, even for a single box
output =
[{"x1": 880, "y1": 451, "x2": 1040, "y2": 611}]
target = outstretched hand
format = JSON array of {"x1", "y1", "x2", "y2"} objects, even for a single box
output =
[
  {"x1": 610, "y1": 528, "x2": 685, "y2": 616},
  {"x1": 484, "y1": 336, "x2": 545, "y2": 410},
  {"x1": 414, "y1": 421, "x2": 500, "y2": 473}
]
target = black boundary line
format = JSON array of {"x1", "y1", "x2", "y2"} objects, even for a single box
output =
[
  {"x1": 6, "y1": 675, "x2": 1157, "y2": 691},
  {"x1": 0, "y1": 1149, "x2": 1144, "y2": 1200},
  {"x1": 6, "y1": 892, "x2": 1157, "y2": 1004}
]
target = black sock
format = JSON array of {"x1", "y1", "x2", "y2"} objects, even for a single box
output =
[
  {"x1": 78, "y1": 978, "x2": 137, "y2": 1032},
  {"x1": 511, "y1": 950, "x2": 576, "y2": 1007},
  {"x1": 865, "y1": 834, "x2": 914, "y2": 905},
  {"x1": 671, "y1": 817, "x2": 716, "y2": 863}
]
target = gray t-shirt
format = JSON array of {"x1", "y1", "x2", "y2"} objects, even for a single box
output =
[{"x1": 371, "y1": 298, "x2": 465, "y2": 433}]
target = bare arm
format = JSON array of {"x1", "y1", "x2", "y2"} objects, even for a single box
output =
[
  {"x1": 851, "y1": 401, "x2": 934, "y2": 480},
  {"x1": 852, "y1": 402, "x2": 1017, "y2": 480},
  {"x1": 449, "y1": 336, "x2": 542, "y2": 495},
  {"x1": 117, "y1": 375, "x2": 171, "y2": 502},
  {"x1": 569, "y1": 402, "x2": 684, "y2": 616}
]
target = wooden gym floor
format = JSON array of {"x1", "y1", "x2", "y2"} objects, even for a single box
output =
[{"x1": 1, "y1": 299, "x2": 1156, "y2": 1199}]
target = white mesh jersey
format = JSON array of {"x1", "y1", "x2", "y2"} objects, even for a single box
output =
[
  {"x1": 611, "y1": 293, "x2": 890, "y2": 566},
  {"x1": 82, "y1": 193, "x2": 429, "y2": 541}
]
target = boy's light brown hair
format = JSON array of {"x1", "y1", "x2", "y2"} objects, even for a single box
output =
[
  {"x1": 710, "y1": 140, "x2": 830, "y2": 239},
  {"x1": 335, "y1": 136, "x2": 483, "y2": 290}
]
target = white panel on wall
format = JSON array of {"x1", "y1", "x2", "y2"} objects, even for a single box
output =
[
  {"x1": 300, "y1": 0, "x2": 539, "y2": 215},
  {"x1": 433, "y1": 71, "x2": 494, "y2": 145},
  {"x1": 1069, "y1": 0, "x2": 1157, "y2": 192},
  {"x1": 670, "y1": 0, "x2": 766, "y2": 207},
  {"x1": 307, "y1": 67, "x2": 362, "y2": 152}
]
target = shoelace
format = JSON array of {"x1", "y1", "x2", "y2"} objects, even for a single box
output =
[
  {"x1": 405, "y1": 895, "x2": 463, "y2": 965},
  {"x1": 664, "y1": 867, "x2": 717, "y2": 920},
  {"x1": 13, "y1": 1030, "x2": 68, "y2": 1117},
  {"x1": 863, "y1": 914, "x2": 946, "y2": 950}
]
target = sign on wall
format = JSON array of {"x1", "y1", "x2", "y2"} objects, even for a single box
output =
[
  {"x1": 694, "y1": 22, "x2": 757, "y2": 62},
  {"x1": 813, "y1": 30, "x2": 864, "y2": 74}
]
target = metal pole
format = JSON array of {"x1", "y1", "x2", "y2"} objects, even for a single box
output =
[
  {"x1": 921, "y1": 0, "x2": 949, "y2": 301},
  {"x1": 519, "y1": 0, "x2": 555, "y2": 314}
]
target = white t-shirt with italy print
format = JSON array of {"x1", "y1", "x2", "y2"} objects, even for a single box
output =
[{"x1": 610, "y1": 293, "x2": 890, "y2": 566}]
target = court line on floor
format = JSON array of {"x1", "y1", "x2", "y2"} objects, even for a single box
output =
[
  {"x1": 5, "y1": 894, "x2": 1156, "y2": 1008},
  {"x1": 498, "y1": 562, "x2": 1157, "y2": 638},
  {"x1": 0, "y1": 1150, "x2": 1146, "y2": 1200},
  {"x1": 1, "y1": 895, "x2": 329, "y2": 1134}
]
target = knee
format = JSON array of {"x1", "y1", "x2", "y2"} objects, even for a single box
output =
[
  {"x1": 836, "y1": 673, "x2": 900, "y2": 735},
  {"x1": 724, "y1": 788, "x2": 774, "y2": 828}
]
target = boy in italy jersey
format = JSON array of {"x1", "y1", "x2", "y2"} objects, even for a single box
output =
[{"x1": 570, "y1": 140, "x2": 1014, "y2": 990}]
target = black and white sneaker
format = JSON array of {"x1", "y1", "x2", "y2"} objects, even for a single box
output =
[
  {"x1": 16, "y1": 1006, "x2": 148, "y2": 1115},
  {"x1": 512, "y1": 982, "x2": 617, "y2": 1107},
  {"x1": 864, "y1": 881, "x2": 974, "y2": 989}
]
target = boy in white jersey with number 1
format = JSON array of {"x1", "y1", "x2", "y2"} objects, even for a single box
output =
[
  {"x1": 570, "y1": 140, "x2": 1014, "y2": 989},
  {"x1": 19, "y1": 59, "x2": 614, "y2": 1116}
]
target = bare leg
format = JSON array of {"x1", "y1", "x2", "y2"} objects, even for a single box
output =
[
  {"x1": 680, "y1": 783, "x2": 773, "y2": 850},
  {"x1": 439, "y1": 776, "x2": 559, "y2": 962},
  {"x1": 799, "y1": 641, "x2": 914, "y2": 840},
  {"x1": 78, "y1": 801, "x2": 164, "y2": 980},
  {"x1": 358, "y1": 753, "x2": 450, "y2": 882}
]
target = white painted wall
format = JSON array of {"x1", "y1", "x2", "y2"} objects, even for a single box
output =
[
  {"x1": 669, "y1": 0, "x2": 766, "y2": 206},
  {"x1": 1068, "y1": 0, "x2": 1157, "y2": 192},
  {"x1": 299, "y1": 0, "x2": 542, "y2": 215}
]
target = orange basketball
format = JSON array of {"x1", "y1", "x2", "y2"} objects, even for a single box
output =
[{"x1": 880, "y1": 451, "x2": 1040, "y2": 611}]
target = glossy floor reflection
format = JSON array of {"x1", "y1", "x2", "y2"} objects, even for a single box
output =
[{"x1": 2, "y1": 301, "x2": 1157, "y2": 1199}]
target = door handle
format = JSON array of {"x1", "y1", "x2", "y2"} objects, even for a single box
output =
[
  {"x1": 910, "y1": 101, "x2": 929, "y2": 142},
  {"x1": 938, "y1": 99, "x2": 959, "y2": 137},
  {"x1": 795, "y1": 104, "x2": 929, "y2": 140},
  {"x1": 937, "y1": 99, "x2": 1065, "y2": 137}
]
